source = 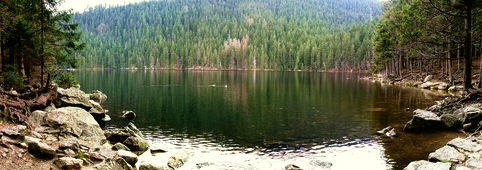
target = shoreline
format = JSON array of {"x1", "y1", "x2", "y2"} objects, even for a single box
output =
[{"x1": 363, "y1": 74, "x2": 482, "y2": 169}]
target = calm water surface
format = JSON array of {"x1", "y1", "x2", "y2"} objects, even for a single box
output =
[{"x1": 76, "y1": 70, "x2": 462, "y2": 170}]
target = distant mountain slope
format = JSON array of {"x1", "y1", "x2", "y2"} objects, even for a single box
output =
[{"x1": 74, "y1": 0, "x2": 382, "y2": 70}]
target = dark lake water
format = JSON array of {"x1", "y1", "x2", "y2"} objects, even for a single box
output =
[{"x1": 76, "y1": 70, "x2": 462, "y2": 170}]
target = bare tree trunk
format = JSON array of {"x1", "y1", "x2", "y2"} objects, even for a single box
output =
[
  {"x1": 463, "y1": 3, "x2": 473, "y2": 90},
  {"x1": 448, "y1": 43, "x2": 453, "y2": 84},
  {"x1": 457, "y1": 45, "x2": 461, "y2": 71},
  {"x1": 399, "y1": 52, "x2": 402, "y2": 78},
  {"x1": 40, "y1": 0, "x2": 45, "y2": 87},
  {"x1": 479, "y1": 40, "x2": 482, "y2": 89}
]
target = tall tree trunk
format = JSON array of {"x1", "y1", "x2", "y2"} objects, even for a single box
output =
[
  {"x1": 457, "y1": 45, "x2": 461, "y2": 71},
  {"x1": 448, "y1": 43, "x2": 453, "y2": 84},
  {"x1": 463, "y1": 3, "x2": 473, "y2": 90},
  {"x1": 40, "y1": 0, "x2": 45, "y2": 87},
  {"x1": 479, "y1": 40, "x2": 482, "y2": 89}
]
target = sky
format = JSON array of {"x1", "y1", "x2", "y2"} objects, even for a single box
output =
[{"x1": 58, "y1": 0, "x2": 150, "y2": 12}]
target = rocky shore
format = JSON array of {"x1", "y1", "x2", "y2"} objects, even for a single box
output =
[
  {"x1": 0, "y1": 86, "x2": 192, "y2": 170},
  {"x1": 366, "y1": 74, "x2": 482, "y2": 169}
]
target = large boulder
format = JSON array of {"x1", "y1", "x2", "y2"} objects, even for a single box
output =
[
  {"x1": 428, "y1": 145, "x2": 465, "y2": 163},
  {"x1": 56, "y1": 87, "x2": 92, "y2": 110},
  {"x1": 441, "y1": 104, "x2": 482, "y2": 129},
  {"x1": 404, "y1": 160, "x2": 451, "y2": 170},
  {"x1": 89, "y1": 90, "x2": 107, "y2": 104},
  {"x1": 30, "y1": 107, "x2": 106, "y2": 149},
  {"x1": 25, "y1": 136, "x2": 57, "y2": 159},
  {"x1": 404, "y1": 109, "x2": 445, "y2": 132}
]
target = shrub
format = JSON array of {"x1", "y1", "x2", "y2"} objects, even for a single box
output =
[
  {"x1": 54, "y1": 72, "x2": 79, "y2": 88},
  {"x1": 1, "y1": 71, "x2": 24, "y2": 90}
]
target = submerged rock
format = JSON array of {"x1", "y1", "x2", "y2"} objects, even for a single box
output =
[
  {"x1": 285, "y1": 164, "x2": 302, "y2": 170},
  {"x1": 122, "y1": 110, "x2": 136, "y2": 120},
  {"x1": 428, "y1": 145, "x2": 465, "y2": 163},
  {"x1": 376, "y1": 126, "x2": 393, "y2": 135},
  {"x1": 167, "y1": 150, "x2": 190, "y2": 169},
  {"x1": 404, "y1": 109, "x2": 445, "y2": 132}
]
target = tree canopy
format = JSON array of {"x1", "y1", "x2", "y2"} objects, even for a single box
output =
[{"x1": 74, "y1": 0, "x2": 382, "y2": 71}]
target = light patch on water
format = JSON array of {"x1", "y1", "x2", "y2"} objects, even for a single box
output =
[{"x1": 141, "y1": 132, "x2": 392, "y2": 170}]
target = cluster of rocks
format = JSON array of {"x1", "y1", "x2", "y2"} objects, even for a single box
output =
[
  {"x1": 404, "y1": 134, "x2": 482, "y2": 170},
  {"x1": 0, "y1": 86, "x2": 153, "y2": 170},
  {"x1": 404, "y1": 103, "x2": 482, "y2": 132},
  {"x1": 374, "y1": 74, "x2": 464, "y2": 92}
]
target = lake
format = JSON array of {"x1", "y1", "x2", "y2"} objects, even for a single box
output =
[{"x1": 75, "y1": 70, "x2": 461, "y2": 170}]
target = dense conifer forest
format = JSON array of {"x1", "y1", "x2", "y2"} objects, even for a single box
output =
[{"x1": 73, "y1": 0, "x2": 382, "y2": 71}]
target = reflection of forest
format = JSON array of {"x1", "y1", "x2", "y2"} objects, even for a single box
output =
[
  {"x1": 368, "y1": 84, "x2": 463, "y2": 169},
  {"x1": 75, "y1": 70, "x2": 462, "y2": 168}
]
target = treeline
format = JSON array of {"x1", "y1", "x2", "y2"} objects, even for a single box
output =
[
  {"x1": 372, "y1": 0, "x2": 482, "y2": 89},
  {"x1": 74, "y1": 0, "x2": 382, "y2": 71},
  {"x1": 0, "y1": 0, "x2": 84, "y2": 89}
]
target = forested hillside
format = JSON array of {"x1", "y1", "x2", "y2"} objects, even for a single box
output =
[
  {"x1": 74, "y1": 0, "x2": 382, "y2": 70},
  {"x1": 372, "y1": 0, "x2": 482, "y2": 89}
]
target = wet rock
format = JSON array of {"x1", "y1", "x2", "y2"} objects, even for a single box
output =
[
  {"x1": 447, "y1": 137, "x2": 482, "y2": 152},
  {"x1": 104, "y1": 130, "x2": 130, "y2": 144},
  {"x1": 117, "y1": 149, "x2": 138, "y2": 166},
  {"x1": 196, "y1": 162, "x2": 214, "y2": 169},
  {"x1": 123, "y1": 136, "x2": 149, "y2": 151},
  {"x1": 309, "y1": 160, "x2": 332, "y2": 169},
  {"x1": 385, "y1": 128, "x2": 397, "y2": 137},
  {"x1": 285, "y1": 164, "x2": 302, "y2": 170},
  {"x1": 404, "y1": 160, "x2": 451, "y2": 170},
  {"x1": 122, "y1": 110, "x2": 136, "y2": 120},
  {"x1": 376, "y1": 126, "x2": 393, "y2": 135},
  {"x1": 102, "y1": 115, "x2": 111, "y2": 122},
  {"x1": 423, "y1": 75, "x2": 433, "y2": 83},
  {"x1": 112, "y1": 143, "x2": 130, "y2": 151},
  {"x1": 25, "y1": 136, "x2": 56, "y2": 159},
  {"x1": 404, "y1": 109, "x2": 445, "y2": 132},
  {"x1": 167, "y1": 150, "x2": 190, "y2": 169},
  {"x1": 56, "y1": 87, "x2": 93, "y2": 110},
  {"x1": 428, "y1": 145, "x2": 465, "y2": 163},
  {"x1": 54, "y1": 157, "x2": 83, "y2": 169},
  {"x1": 89, "y1": 90, "x2": 107, "y2": 104}
]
